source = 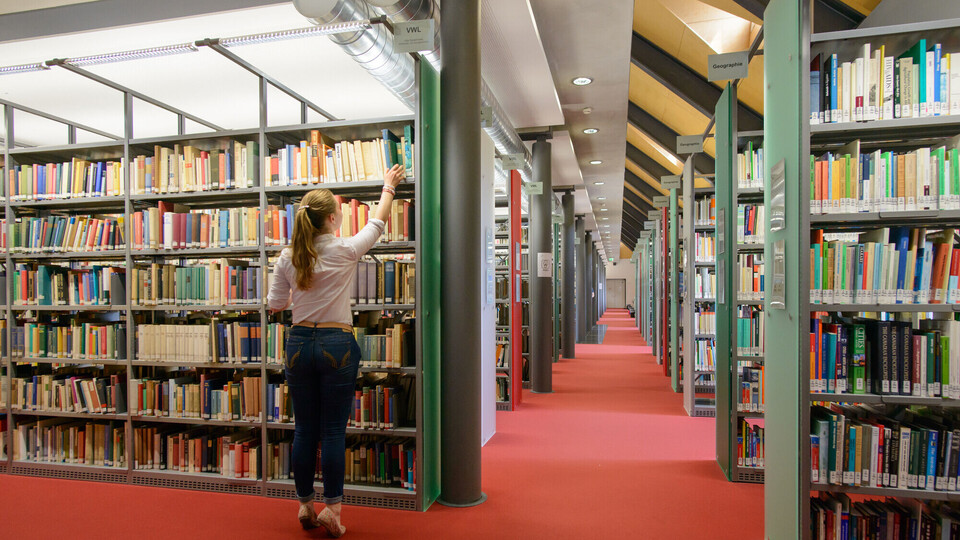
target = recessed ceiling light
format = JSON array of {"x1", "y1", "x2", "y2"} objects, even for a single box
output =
[
  {"x1": 598, "y1": 197, "x2": 607, "y2": 200},
  {"x1": 572, "y1": 76, "x2": 593, "y2": 86},
  {"x1": 583, "y1": 128, "x2": 599, "y2": 135},
  {"x1": 601, "y1": 217, "x2": 609, "y2": 220},
  {"x1": 594, "y1": 181, "x2": 605, "y2": 185},
  {"x1": 590, "y1": 160, "x2": 602, "y2": 165},
  {"x1": 600, "y1": 208, "x2": 608, "y2": 211}
]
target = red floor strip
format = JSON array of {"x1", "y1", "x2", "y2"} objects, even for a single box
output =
[{"x1": 0, "y1": 308, "x2": 763, "y2": 539}]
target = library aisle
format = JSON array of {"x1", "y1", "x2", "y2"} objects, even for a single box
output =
[{"x1": 0, "y1": 309, "x2": 762, "y2": 538}]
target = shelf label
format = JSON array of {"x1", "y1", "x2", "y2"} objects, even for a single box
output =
[
  {"x1": 661, "y1": 175, "x2": 682, "y2": 191},
  {"x1": 501, "y1": 153, "x2": 524, "y2": 170},
  {"x1": 708, "y1": 50, "x2": 750, "y2": 81},
  {"x1": 771, "y1": 240, "x2": 786, "y2": 310},
  {"x1": 717, "y1": 258, "x2": 725, "y2": 304},
  {"x1": 537, "y1": 252, "x2": 553, "y2": 278},
  {"x1": 717, "y1": 208, "x2": 726, "y2": 255},
  {"x1": 770, "y1": 158, "x2": 786, "y2": 232},
  {"x1": 394, "y1": 20, "x2": 436, "y2": 53},
  {"x1": 526, "y1": 182, "x2": 543, "y2": 195},
  {"x1": 676, "y1": 135, "x2": 703, "y2": 154},
  {"x1": 652, "y1": 195, "x2": 669, "y2": 208},
  {"x1": 486, "y1": 227, "x2": 495, "y2": 306}
]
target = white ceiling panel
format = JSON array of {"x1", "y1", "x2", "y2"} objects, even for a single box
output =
[
  {"x1": 0, "y1": 4, "x2": 407, "y2": 146},
  {"x1": 530, "y1": 0, "x2": 633, "y2": 258},
  {"x1": 480, "y1": 0, "x2": 564, "y2": 129}
]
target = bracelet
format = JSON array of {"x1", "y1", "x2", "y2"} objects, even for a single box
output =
[{"x1": 382, "y1": 185, "x2": 396, "y2": 196}]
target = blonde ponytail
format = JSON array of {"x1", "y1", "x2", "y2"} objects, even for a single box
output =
[{"x1": 291, "y1": 189, "x2": 338, "y2": 290}]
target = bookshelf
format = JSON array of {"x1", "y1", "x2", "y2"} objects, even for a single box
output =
[
  {"x1": 669, "y1": 189, "x2": 680, "y2": 392},
  {"x1": 716, "y1": 122, "x2": 766, "y2": 483},
  {"x1": 493, "y1": 168, "x2": 524, "y2": 411},
  {"x1": 764, "y1": 5, "x2": 960, "y2": 536},
  {"x1": 682, "y1": 154, "x2": 717, "y2": 416},
  {"x1": 0, "y1": 60, "x2": 442, "y2": 511}
]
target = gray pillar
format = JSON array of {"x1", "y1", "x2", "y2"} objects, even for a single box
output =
[
  {"x1": 575, "y1": 216, "x2": 587, "y2": 342},
  {"x1": 438, "y1": 0, "x2": 484, "y2": 507},
  {"x1": 560, "y1": 193, "x2": 575, "y2": 358},
  {"x1": 593, "y1": 244, "x2": 600, "y2": 325},
  {"x1": 584, "y1": 231, "x2": 595, "y2": 332},
  {"x1": 530, "y1": 139, "x2": 553, "y2": 393}
]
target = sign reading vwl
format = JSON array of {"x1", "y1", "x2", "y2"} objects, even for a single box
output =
[
  {"x1": 708, "y1": 51, "x2": 750, "y2": 81},
  {"x1": 500, "y1": 153, "x2": 524, "y2": 170},
  {"x1": 394, "y1": 20, "x2": 436, "y2": 53},
  {"x1": 652, "y1": 195, "x2": 670, "y2": 208}
]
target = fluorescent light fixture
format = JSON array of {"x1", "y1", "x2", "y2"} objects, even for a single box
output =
[
  {"x1": 594, "y1": 181, "x2": 605, "y2": 185},
  {"x1": 62, "y1": 43, "x2": 199, "y2": 67},
  {"x1": 572, "y1": 76, "x2": 593, "y2": 86},
  {"x1": 583, "y1": 128, "x2": 599, "y2": 135},
  {"x1": 0, "y1": 62, "x2": 49, "y2": 75},
  {"x1": 601, "y1": 217, "x2": 609, "y2": 221},
  {"x1": 600, "y1": 208, "x2": 608, "y2": 211},
  {"x1": 219, "y1": 22, "x2": 373, "y2": 47},
  {"x1": 590, "y1": 160, "x2": 602, "y2": 165},
  {"x1": 598, "y1": 197, "x2": 607, "y2": 200}
]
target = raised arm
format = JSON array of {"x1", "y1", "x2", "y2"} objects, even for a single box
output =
[{"x1": 347, "y1": 164, "x2": 405, "y2": 258}]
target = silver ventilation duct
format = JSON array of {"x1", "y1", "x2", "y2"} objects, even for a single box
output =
[
  {"x1": 294, "y1": 0, "x2": 533, "y2": 181},
  {"x1": 293, "y1": 0, "x2": 417, "y2": 108}
]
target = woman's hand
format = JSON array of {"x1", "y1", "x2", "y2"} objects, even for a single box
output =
[{"x1": 384, "y1": 164, "x2": 404, "y2": 189}]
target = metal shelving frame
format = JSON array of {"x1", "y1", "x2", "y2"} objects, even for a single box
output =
[
  {"x1": 682, "y1": 158, "x2": 715, "y2": 416},
  {"x1": 0, "y1": 52, "x2": 441, "y2": 512},
  {"x1": 763, "y1": 5, "x2": 960, "y2": 537}
]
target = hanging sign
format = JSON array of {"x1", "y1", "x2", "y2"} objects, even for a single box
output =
[
  {"x1": 652, "y1": 195, "x2": 670, "y2": 208},
  {"x1": 661, "y1": 175, "x2": 682, "y2": 190},
  {"x1": 552, "y1": 214, "x2": 563, "y2": 224},
  {"x1": 708, "y1": 50, "x2": 750, "y2": 81},
  {"x1": 501, "y1": 153, "x2": 524, "y2": 170},
  {"x1": 394, "y1": 20, "x2": 436, "y2": 53},
  {"x1": 644, "y1": 220, "x2": 657, "y2": 229},
  {"x1": 676, "y1": 135, "x2": 704, "y2": 154},
  {"x1": 526, "y1": 182, "x2": 543, "y2": 195}
]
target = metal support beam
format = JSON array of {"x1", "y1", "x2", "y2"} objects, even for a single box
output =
[
  {"x1": 561, "y1": 192, "x2": 575, "y2": 359},
  {"x1": 813, "y1": 0, "x2": 865, "y2": 32},
  {"x1": 623, "y1": 186, "x2": 656, "y2": 215},
  {"x1": 0, "y1": 98, "x2": 121, "y2": 141},
  {"x1": 631, "y1": 32, "x2": 763, "y2": 132},
  {"x1": 48, "y1": 60, "x2": 225, "y2": 132},
  {"x1": 626, "y1": 142, "x2": 673, "y2": 183},
  {"x1": 623, "y1": 200, "x2": 649, "y2": 222},
  {"x1": 438, "y1": 0, "x2": 484, "y2": 508},
  {"x1": 628, "y1": 102, "x2": 714, "y2": 175},
  {"x1": 200, "y1": 40, "x2": 340, "y2": 122},
  {"x1": 576, "y1": 216, "x2": 587, "y2": 343},
  {"x1": 530, "y1": 138, "x2": 553, "y2": 393}
]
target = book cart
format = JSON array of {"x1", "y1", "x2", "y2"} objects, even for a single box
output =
[{"x1": 0, "y1": 45, "x2": 441, "y2": 511}]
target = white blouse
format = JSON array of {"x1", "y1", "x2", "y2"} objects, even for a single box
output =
[{"x1": 267, "y1": 219, "x2": 385, "y2": 325}]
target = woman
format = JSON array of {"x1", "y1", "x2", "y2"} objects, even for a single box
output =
[{"x1": 267, "y1": 163, "x2": 405, "y2": 536}]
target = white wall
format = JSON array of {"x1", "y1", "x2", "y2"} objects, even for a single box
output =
[
  {"x1": 604, "y1": 259, "x2": 637, "y2": 310},
  {"x1": 480, "y1": 131, "x2": 496, "y2": 446}
]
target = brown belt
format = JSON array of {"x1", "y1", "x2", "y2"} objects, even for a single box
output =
[{"x1": 294, "y1": 321, "x2": 353, "y2": 332}]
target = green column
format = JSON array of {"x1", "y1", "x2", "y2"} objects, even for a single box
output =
[
  {"x1": 713, "y1": 84, "x2": 736, "y2": 480},
  {"x1": 763, "y1": 0, "x2": 806, "y2": 536}
]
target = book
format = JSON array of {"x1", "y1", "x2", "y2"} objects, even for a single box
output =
[
  {"x1": 9, "y1": 215, "x2": 125, "y2": 254},
  {"x1": 7, "y1": 159, "x2": 124, "y2": 201},
  {"x1": 130, "y1": 259, "x2": 261, "y2": 306}
]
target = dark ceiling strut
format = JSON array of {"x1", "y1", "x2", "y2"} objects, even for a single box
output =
[
  {"x1": 628, "y1": 102, "x2": 715, "y2": 176},
  {"x1": 631, "y1": 32, "x2": 763, "y2": 132},
  {"x1": 729, "y1": 0, "x2": 767, "y2": 21},
  {"x1": 199, "y1": 40, "x2": 340, "y2": 122},
  {"x1": 0, "y1": 98, "x2": 121, "y2": 141},
  {"x1": 626, "y1": 143, "x2": 672, "y2": 182},
  {"x1": 47, "y1": 59, "x2": 225, "y2": 132}
]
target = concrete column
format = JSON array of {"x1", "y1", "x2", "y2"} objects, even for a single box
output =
[
  {"x1": 584, "y1": 232, "x2": 594, "y2": 332},
  {"x1": 575, "y1": 216, "x2": 586, "y2": 342},
  {"x1": 560, "y1": 192, "x2": 575, "y2": 359},
  {"x1": 438, "y1": 0, "x2": 484, "y2": 507},
  {"x1": 530, "y1": 139, "x2": 553, "y2": 393}
]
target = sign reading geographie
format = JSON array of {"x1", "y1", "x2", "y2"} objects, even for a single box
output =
[{"x1": 707, "y1": 51, "x2": 750, "y2": 81}]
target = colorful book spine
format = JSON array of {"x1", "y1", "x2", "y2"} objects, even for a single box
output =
[{"x1": 7, "y1": 159, "x2": 124, "y2": 201}]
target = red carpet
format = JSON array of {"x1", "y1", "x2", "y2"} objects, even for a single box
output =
[{"x1": 0, "y1": 309, "x2": 763, "y2": 538}]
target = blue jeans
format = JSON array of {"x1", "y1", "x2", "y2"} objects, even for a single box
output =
[{"x1": 285, "y1": 326, "x2": 360, "y2": 505}]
